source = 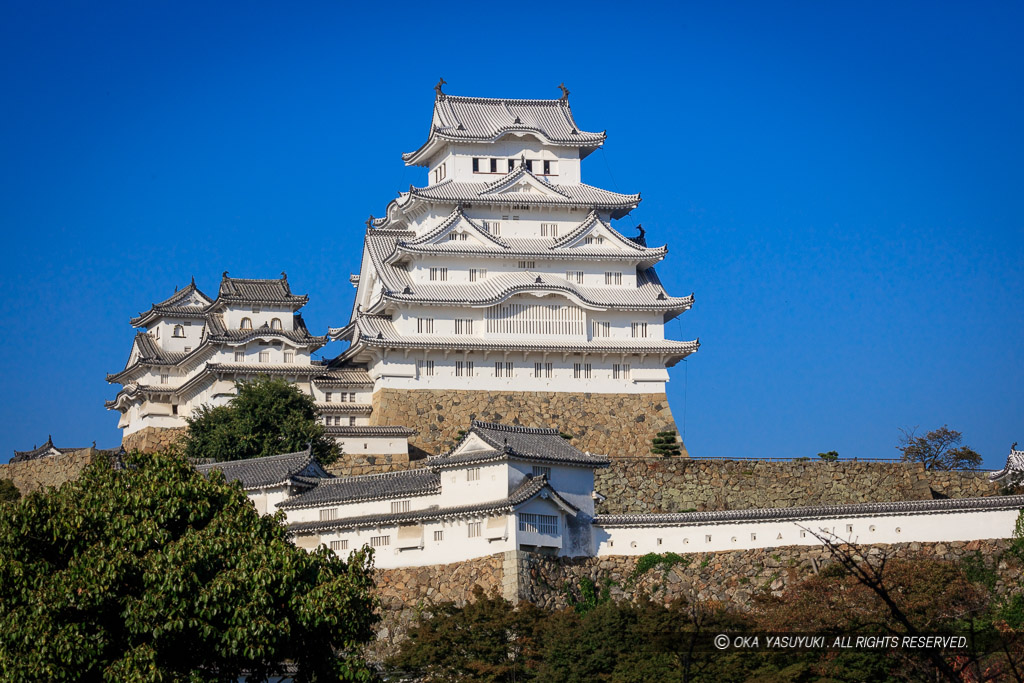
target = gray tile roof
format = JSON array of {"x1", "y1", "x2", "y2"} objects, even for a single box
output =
[
  {"x1": 194, "y1": 448, "x2": 325, "y2": 491},
  {"x1": 409, "y1": 174, "x2": 639, "y2": 216},
  {"x1": 989, "y1": 446, "x2": 1024, "y2": 483},
  {"x1": 278, "y1": 468, "x2": 441, "y2": 509},
  {"x1": 316, "y1": 403, "x2": 372, "y2": 414},
  {"x1": 205, "y1": 313, "x2": 327, "y2": 348},
  {"x1": 130, "y1": 279, "x2": 213, "y2": 326},
  {"x1": 311, "y1": 362, "x2": 375, "y2": 387},
  {"x1": 403, "y1": 92, "x2": 605, "y2": 165},
  {"x1": 342, "y1": 313, "x2": 699, "y2": 361},
  {"x1": 323, "y1": 425, "x2": 416, "y2": 437},
  {"x1": 395, "y1": 207, "x2": 666, "y2": 265},
  {"x1": 429, "y1": 421, "x2": 610, "y2": 469},
  {"x1": 215, "y1": 272, "x2": 309, "y2": 307},
  {"x1": 594, "y1": 494, "x2": 1024, "y2": 528},
  {"x1": 12, "y1": 436, "x2": 86, "y2": 462},
  {"x1": 287, "y1": 473, "x2": 564, "y2": 533}
]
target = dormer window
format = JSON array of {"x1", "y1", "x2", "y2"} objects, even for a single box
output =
[
  {"x1": 240, "y1": 318, "x2": 252, "y2": 330},
  {"x1": 271, "y1": 318, "x2": 282, "y2": 330},
  {"x1": 172, "y1": 325, "x2": 185, "y2": 337}
]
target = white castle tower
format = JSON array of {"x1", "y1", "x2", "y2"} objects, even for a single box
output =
[{"x1": 330, "y1": 82, "x2": 699, "y2": 458}]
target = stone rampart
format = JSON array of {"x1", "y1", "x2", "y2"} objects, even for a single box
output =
[
  {"x1": 369, "y1": 388, "x2": 683, "y2": 458},
  {"x1": 374, "y1": 553, "x2": 505, "y2": 609},
  {"x1": 121, "y1": 426, "x2": 186, "y2": 453},
  {"x1": 328, "y1": 453, "x2": 417, "y2": 477},
  {"x1": 594, "y1": 458, "x2": 1002, "y2": 513},
  {"x1": 0, "y1": 448, "x2": 102, "y2": 495}
]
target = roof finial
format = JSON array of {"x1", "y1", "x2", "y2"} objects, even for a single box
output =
[
  {"x1": 365, "y1": 214, "x2": 375, "y2": 229},
  {"x1": 222, "y1": 271, "x2": 229, "y2": 280},
  {"x1": 280, "y1": 271, "x2": 287, "y2": 281},
  {"x1": 558, "y1": 82, "x2": 570, "y2": 101},
  {"x1": 434, "y1": 77, "x2": 447, "y2": 98},
  {"x1": 190, "y1": 275, "x2": 196, "y2": 287},
  {"x1": 636, "y1": 224, "x2": 645, "y2": 240},
  {"x1": 1014, "y1": 442, "x2": 1019, "y2": 452}
]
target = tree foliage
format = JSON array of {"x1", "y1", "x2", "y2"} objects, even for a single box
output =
[
  {"x1": 0, "y1": 478, "x2": 19, "y2": 503},
  {"x1": 897, "y1": 425, "x2": 982, "y2": 470},
  {"x1": 817, "y1": 450, "x2": 839, "y2": 462},
  {"x1": 0, "y1": 450, "x2": 378, "y2": 681},
  {"x1": 183, "y1": 375, "x2": 339, "y2": 466}
]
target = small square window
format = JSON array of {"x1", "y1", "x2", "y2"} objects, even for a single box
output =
[{"x1": 434, "y1": 530, "x2": 444, "y2": 542}]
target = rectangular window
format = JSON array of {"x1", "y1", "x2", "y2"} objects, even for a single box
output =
[
  {"x1": 493, "y1": 362, "x2": 513, "y2": 377},
  {"x1": 466, "y1": 360, "x2": 474, "y2": 376},
  {"x1": 454, "y1": 319, "x2": 473, "y2": 334},
  {"x1": 283, "y1": 351, "x2": 294, "y2": 363},
  {"x1": 533, "y1": 362, "x2": 553, "y2": 378},
  {"x1": 429, "y1": 267, "x2": 448, "y2": 281},
  {"x1": 585, "y1": 363, "x2": 592, "y2": 379},
  {"x1": 566, "y1": 271, "x2": 583, "y2": 284},
  {"x1": 339, "y1": 392, "x2": 347, "y2": 402},
  {"x1": 348, "y1": 416, "x2": 356, "y2": 426},
  {"x1": 604, "y1": 272, "x2": 622, "y2": 285},
  {"x1": 349, "y1": 392, "x2": 356, "y2": 402},
  {"x1": 417, "y1": 318, "x2": 434, "y2": 334},
  {"x1": 320, "y1": 508, "x2": 338, "y2": 521},
  {"x1": 184, "y1": 346, "x2": 191, "y2": 353},
  {"x1": 613, "y1": 363, "x2": 631, "y2": 380},
  {"x1": 532, "y1": 465, "x2": 552, "y2": 478},
  {"x1": 517, "y1": 260, "x2": 536, "y2": 269},
  {"x1": 631, "y1": 322, "x2": 648, "y2": 338},
  {"x1": 592, "y1": 321, "x2": 610, "y2": 338},
  {"x1": 455, "y1": 360, "x2": 465, "y2": 377},
  {"x1": 330, "y1": 539, "x2": 348, "y2": 551},
  {"x1": 325, "y1": 392, "x2": 333, "y2": 403},
  {"x1": 391, "y1": 500, "x2": 411, "y2": 513},
  {"x1": 483, "y1": 221, "x2": 500, "y2": 236},
  {"x1": 448, "y1": 232, "x2": 458, "y2": 241},
  {"x1": 525, "y1": 159, "x2": 533, "y2": 172},
  {"x1": 433, "y1": 162, "x2": 446, "y2": 183},
  {"x1": 573, "y1": 362, "x2": 581, "y2": 379},
  {"x1": 512, "y1": 215, "x2": 519, "y2": 221},
  {"x1": 160, "y1": 374, "x2": 169, "y2": 384},
  {"x1": 489, "y1": 158, "x2": 498, "y2": 173},
  {"x1": 519, "y1": 513, "x2": 558, "y2": 535},
  {"x1": 467, "y1": 467, "x2": 480, "y2": 482},
  {"x1": 541, "y1": 223, "x2": 558, "y2": 237},
  {"x1": 508, "y1": 158, "x2": 515, "y2": 171},
  {"x1": 434, "y1": 530, "x2": 444, "y2": 542},
  {"x1": 235, "y1": 351, "x2": 245, "y2": 362},
  {"x1": 468, "y1": 522, "x2": 482, "y2": 538},
  {"x1": 417, "y1": 360, "x2": 435, "y2": 377},
  {"x1": 370, "y1": 535, "x2": 390, "y2": 547},
  {"x1": 473, "y1": 158, "x2": 480, "y2": 173},
  {"x1": 259, "y1": 350, "x2": 270, "y2": 363}
]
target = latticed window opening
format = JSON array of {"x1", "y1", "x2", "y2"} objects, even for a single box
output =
[
  {"x1": 519, "y1": 513, "x2": 558, "y2": 535},
  {"x1": 486, "y1": 302, "x2": 584, "y2": 335}
]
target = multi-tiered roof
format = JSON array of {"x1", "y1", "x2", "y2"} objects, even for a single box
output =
[{"x1": 335, "y1": 85, "x2": 699, "y2": 366}]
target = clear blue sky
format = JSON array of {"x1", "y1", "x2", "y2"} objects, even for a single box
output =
[{"x1": 2, "y1": 2, "x2": 1021, "y2": 466}]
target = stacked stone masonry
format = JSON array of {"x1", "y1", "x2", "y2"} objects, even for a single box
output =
[
  {"x1": 121, "y1": 426, "x2": 187, "y2": 454},
  {"x1": 369, "y1": 388, "x2": 684, "y2": 458},
  {"x1": 0, "y1": 449, "x2": 105, "y2": 496},
  {"x1": 594, "y1": 458, "x2": 1003, "y2": 514}
]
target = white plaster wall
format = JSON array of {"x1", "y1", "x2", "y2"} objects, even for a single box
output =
[
  {"x1": 316, "y1": 514, "x2": 514, "y2": 569},
  {"x1": 434, "y1": 140, "x2": 581, "y2": 185},
  {"x1": 594, "y1": 508, "x2": 1024, "y2": 557},
  {"x1": 438, "y1": 462, "x2": 508, "y2": 504},
  {"x1": 221, "y1": 305, "x2": 297, "y2": 332},
  {"x1": 330, "y1": 435, "x2": 409, "y2": 455}
]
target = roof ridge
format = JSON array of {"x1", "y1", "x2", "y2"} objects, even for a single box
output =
[
  {"x1": 471, "y1": 420, "x2": 560, "y2": 435},
  {"x1": 196, "y1": 449, "x2": 311, "y2": 466}
]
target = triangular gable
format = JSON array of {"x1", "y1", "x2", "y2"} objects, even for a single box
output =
[
  {"x1": 478, "y1": 167, "x2": 569, "y2": 200},
  {"x1": 552, "y1": 211, "x2": 646, "y2": 252},
  {"x1": 450, "y1": 432, "x2": 497, "y2": 456},
  {"x1": 402, "y1": 206, "x2": 507, "y2": 250},
  {"x1": 513, "y1": 482, "x2": 579, "y2": 518}
]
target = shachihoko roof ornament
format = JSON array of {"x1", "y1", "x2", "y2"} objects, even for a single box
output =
[{"x1": 989, "y1": 442, "x2": 1024, "y2": 485}]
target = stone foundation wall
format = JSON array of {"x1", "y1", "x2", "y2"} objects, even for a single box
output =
[
  {"x1": 517, "y1": 539, "x2": 1019, "y2": 610},
  {"x1": 0, "y1": 449, "x2": 102, "y2": 495},
  {"x1": 369, "y1": 388, "x2": 683, "y2": 458},
  {"x1": 374, "y1": 554, "x2": 505, "y2": 609},
  {"x1": 121, "y1": 426, "x2": 187, "y2": 453},
  {"x1": 594, "y1": 458, "x2": 1003, "y2": 514},
  {"x1": 328, "y1": 453, "x2": 414, "y2": 477}
]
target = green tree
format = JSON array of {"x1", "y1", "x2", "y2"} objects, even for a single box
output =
[
  {"x1": 0, "y1": 478, "x2": 19, "y2": 503},
  {"x1": 817, "y1": 450, "x2": 839, "y2": 462},
  {"x1": 897, "y1": 425, "x2": 982, "y2": 470},
  {"x1": 0, "y1": 450, "x2": 378, "y2": 681},
  {"x1": 183, "y1": 375, "x2": 339, "y2": 466}
]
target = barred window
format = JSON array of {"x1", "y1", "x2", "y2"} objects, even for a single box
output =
[
  {"x1": 283, "y1": 351, "x2": 294, "y2": 363},
  {"x1": 240, "y1": 317, "x2": 252, "y2": 330},
  {"x1": 494, "y1": 362, "x2": 514, "y2": 378},
  {"x1": 429, "y1": 267, "x2": 448, "y2": 281},
  {"x1": 604, "y1": 272, "x2": 622, "y2": 285},
  {"x1": 631, "y1": 322, "x2": 648, "y2": 338},
  {"x1": 271, "y1": 318, "x2": 282, "y2": 330},
  {"x1": 533, "y1": 362, "x2": 553, "y2": 378},
  {"x1": 467, "y1": 467, "x2": 480, "y2": 482},
  {"x1": 612, "y1": 363, "x2": 631, "y2": 380},
  {"x1": 259, "y1": 350, "x2": 270, "y2": 363},
  {"x1": 320, "y1": 508, "x2": 338, "y2": 521},
  {"x1": 483, "y1": 221, "x2": 500, "y2": 236},
  {"x1": 348, "y1": 416, "x2": 356, "y2": 426},
  {"x1": 370, "y1": 535, "x2": 390, "y2": 547},
  {"x1": 517, "y1": 260, "x2": 536, "y2": 269},
  {"x1": 592, "y1": 321, "x2": 610, "y2": 338},
  {"x1": 417, "y1": 360, "x2": 434, "y2": 377},
  {"x1": 391, "y1": 500, "x2": 411, "y2": 513},
  {"x1": 454, "y1": 319, "x2": 473, "y2": 334},
  {"x1": 519, "y1": 513, "x2": 558, "y2": 535},
  {"x1": 325, "y1": 392, "x2": 333, "y2": 402},
  {"x1": 234, "y1": 351, "x2": 244, "y2": 362},
  {"x1": 468, "y1": 522, "x2": 482, "y2": 538},
  {"x1": 541, "y1": 223, "x2": 558, "y2": 237},
  {"x1": 456, "y1": 360, "x2": 475, "y2": 377},
  {"x1": 486, "y1": 301, "x2": 584, "y2": 335},
  {"x1": 532, "y1": 465, "x2": 551, "y2": 479},
  {"x1": 565, "y1": 270, "x2": 584, "y2": 284},
  {"x1": 330, "y1": 539, "x2": 348, "y2": 551},
  {"x1": 417, "y1": 318, "x2": 434, "y2": 334},
  {"x1": 434, "y1": 530, "x2": 444, "y2": 542}
]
